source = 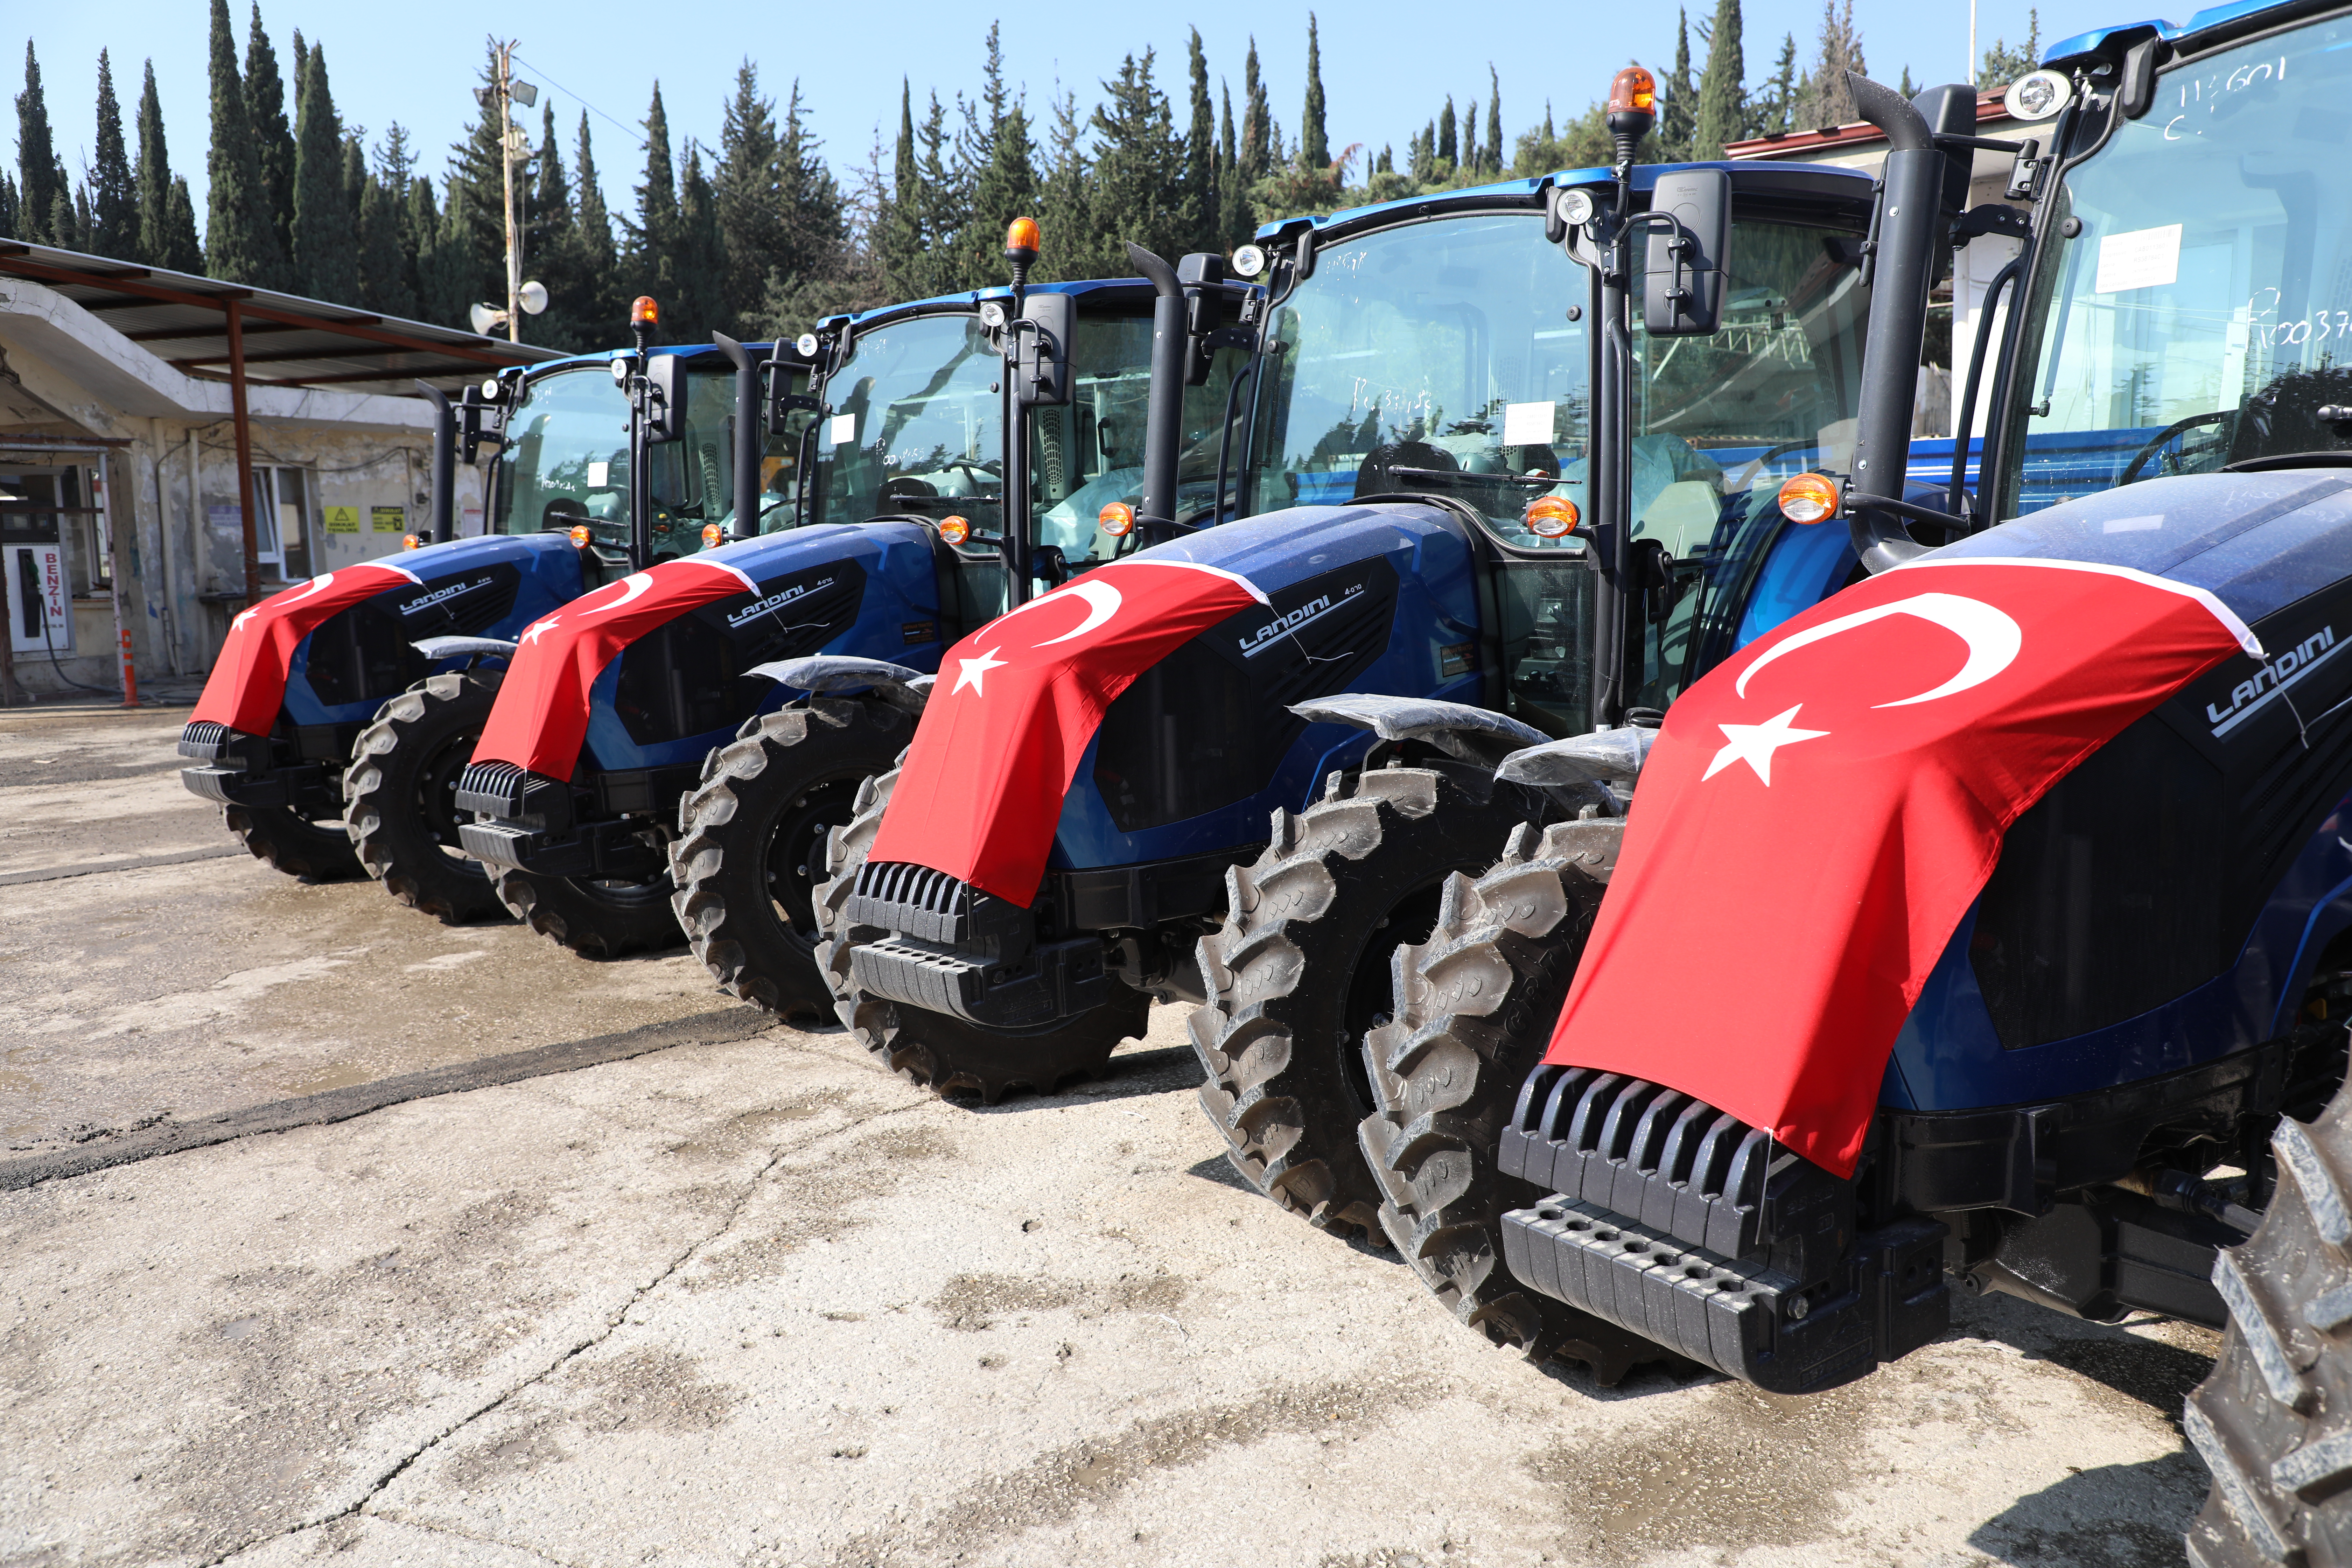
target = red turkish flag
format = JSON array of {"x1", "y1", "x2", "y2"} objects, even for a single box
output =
[
  {"x1": 868, "y1": 558, "x2": 1269, "y2": 905},
  {"x1": 1546, "y1": 557, "x2": 2261, "y2": 1176},
  {"x1": 472, "y1": 558, "x2": 757, "y2": 778},
  {"x1": 190, "y1": 563, "x2": 420, "y2": 735}
]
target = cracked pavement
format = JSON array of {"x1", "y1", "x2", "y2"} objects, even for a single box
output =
[{"x1": 2, "y1": 706, "x2": 2221, "y2": 1566}]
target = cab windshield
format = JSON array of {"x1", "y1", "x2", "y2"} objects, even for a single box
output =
[
  {"x1": 809, "y1": 314, "x2": 1002, "y2": 532},
  {"x1": 1242, "y1": 208, "x2": 1868, "y2": 552},
  {"x1": 494, "y1": 359, "x2": 800, "y2": 562},
  {"x1": 2008, "y1": 20, "x2": 2352, "y2": 509}
]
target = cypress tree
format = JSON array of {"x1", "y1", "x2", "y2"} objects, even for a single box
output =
[
  {"x1": 1485, "y1": 66, "x2": 1503, "y2": 173},
  {"x1": 716, "y1": 59, "x2": 783, "y2": 331},
  {"x1": 1437, "y1": 97, "x2": 1457, "y2": 170},
  {"x1": 1299, "y1": 15, "x2": 1328, "y2": 172},
  {"x1": 357, "y1": 170, "x2": 409, "y2": 316},
  {"x1": 1694, "y1": 0, "x2": 1748, "y2": 159},
  {"x1": 243, "y1": 4, "x2": 295, "y2": 262},
  {"x1": 1660, "y1": 10, "x2": 1698, "y2": 159},
  {"x1": 0, "y1": 172, "x2": 18, "y2": 240},
  {"x1": 1218, "y1": 82, "x2": 1247, "y2": 248},
  {"x1": 1239, "y1": 40, "x2": 1268, "y2": 189},
  {"x1": 62, "y1": 187, "x2": 87, "y2": 251},
  {"x1": 1410, "y1": 122, "x2": 1434, "y2": 184},
  {"x1": 341, "y1": 130, "x2": 365, "y2": 234},
  {"x1": 90, "y1": 51, "x2": 138, "y2": 259},
  {"x1": 1180, "y1": 30, "x2": 1218, "y2": 256},
  {"x1": 521, "y1": 102, "x2": 588, "y2": 349},
  {"x1": 574, "y1": 113, "x2": 621, "y2": 331},
  {"x1": 16, "y1": 44, "x2": 59, "y2": 245},
  {"x1": 876, "y1": 80, "x2": 924, "y2": 295},
  {"x1": 157, "y1": 176, "x2": 201, "y2": 271},
  {"x1": 290, "y1": 45, "x2": 356, "y2": 301},
  {"x1": 439, "y1": 48, "x2": 512, "y2": 325},
  {"x1": 204, "y1": 0, "x2": 285, "y2": 286},
  {"x1": 776, "y1": 82, "x2": 847, "y2": 286},
  {"x1": 1762, "y1": 33, "x2": 1798, "y2": 135},
  {"x1": 1463, "y1": 97, "x2": 1479, "y2": 177},
  {"x1": 632, "y1": 81, "x2": 679, "y2": 306}
]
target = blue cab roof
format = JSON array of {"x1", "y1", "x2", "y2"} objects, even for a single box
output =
[{"x1": 2044, "y1": 0, "x2": 2310, "y2": 64}]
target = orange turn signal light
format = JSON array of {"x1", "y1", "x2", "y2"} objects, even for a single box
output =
[
  {"x1": 1005, "y1": 215, "x2": 1041, "y2": 262},
  {"x1": 938, "y1": 514, "x2": 972, "y2": 545},
  {"x1": 1777, "y1": 472, "x2": 1843, "y2": 525},
  {"x1": 568, "y1": 525, "x2": 591, "y2": 547},
  {"x1": 701, "y1": 523, "x2": 723, "y2": 549},
  {"x1": 630, "y1": 295, "x2": 659, "y2": 326},
  {"x1": 1609, "y1": 66, "x2": 1657, "y2": 115},
  {"x1": 1098, "y1": 501, "x2": 1136, "y2": 538},
  {"x1": 1524, "y1": 495, "x2": 1582, "y2": 539},
  {"x1": 401, "y1": 533, "x2": 422, "y2": 551}
]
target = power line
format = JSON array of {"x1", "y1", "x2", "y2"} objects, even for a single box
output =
[{"x1": 509, "y1": 52, "x2": 649, "y2": 151}]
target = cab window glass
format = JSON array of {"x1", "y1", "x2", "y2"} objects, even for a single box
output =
[{"x1": 811, "y1": 315, "x2": 1003, "y2": 533}]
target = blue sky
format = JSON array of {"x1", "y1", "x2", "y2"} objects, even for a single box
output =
[{"x1": 28, "y1": 0, "x2": 2094, "y2": 236}]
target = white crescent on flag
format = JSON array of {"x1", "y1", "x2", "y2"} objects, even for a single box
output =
[{"x1": 1736, "y1": 591, "x2": 2024, "y2": 709}]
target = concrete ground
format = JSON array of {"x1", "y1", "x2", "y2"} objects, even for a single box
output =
[{"x1": 2, "y1": 704, "x2": 2217, "y2": 1567}]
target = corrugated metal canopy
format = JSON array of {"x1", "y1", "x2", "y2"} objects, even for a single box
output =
[{"x1": 0, "y1": 239, "x2": 564, "y2": 394}]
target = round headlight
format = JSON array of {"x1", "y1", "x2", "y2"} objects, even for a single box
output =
[
  {"x1": 1231, "y1": 244, "x2": 1267, "y2": 279},
  {"x1": 1557, "y1": 187, "x2": 1598, "y2": 228},
  {"x1": 2004, "y1": 69, "x2": 2074, "y2": 123}
]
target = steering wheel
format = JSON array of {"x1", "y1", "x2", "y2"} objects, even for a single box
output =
[{"x1": 2120, "y1": 411, "x2": 2232, "y2": 484}]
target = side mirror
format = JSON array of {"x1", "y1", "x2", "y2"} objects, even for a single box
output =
[
  {"x1": 1178, "y1": 253, "x2": 1225, "y2": 387},
  {"x1": 1643, "y1": 169, "x2": 1731, "y2": 337},
  {"x1": 1013, "y1": 292, "x2": 1073, "y2": 407},
  {"x1": 644, "y1": 352, "x2": 687, "y2": 444},
  {"x1": 764, "y1": 356, "x2": 820, "y2": 436}
]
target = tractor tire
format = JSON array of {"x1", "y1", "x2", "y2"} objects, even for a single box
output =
[
  {"x1": 1190, "y1": 765, "x2": 1536, "y2": 1239},
  {"x1": 1356, "y1": 817, "x2": 1671, "y2": 1384},
  {"x1": 813, "y1": 764, "x2": 1149, "y2": 1101},
  {"x1": 223, "y1": 801, "x2": 364, "y2": 882},
  {"x1": 343, "y1": 670, "x2": 509, "y2": 924},
  {"x1": 490, "y1": 860, "x2": 682, "y2": 962},
  {"x1": 2185, "y1": 1042, "x2": 2352, "y2": 1567},
  {"x1": 669, "y1": 698, "x2": 914, "y2": 1024}
]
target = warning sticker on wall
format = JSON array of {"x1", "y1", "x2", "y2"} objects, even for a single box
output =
[
  {"x1": 324, "y1": 506, "x2": 360, "y2": 533},
  {"x1": 371, "y1": 506, "x2": 406, "y2": 533},
  {"x1": 2095, "y1": 224, "x2": 2182, "y2": 294}
]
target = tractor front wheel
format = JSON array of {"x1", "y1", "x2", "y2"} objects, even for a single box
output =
[
  {"x1": 223, "y1": 801, "x2": 363, "y2": 882},
  {"x1": 343, "y1": 670, "x2": 508, "y2": 924}
]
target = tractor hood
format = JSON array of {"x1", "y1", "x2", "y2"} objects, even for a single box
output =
[
  {"x1": 1536, "y1": 470, "x2": 2352, "y2": 1177},
  {"x1": 472, "y1": 522, "x2": 929, "y2": 781},
  {"x1": 189, "y1": 532, "x2": 581, "y2": 738},
  {"x1": 866, "y1": 499, "x2": 1472, "y2": 903}
]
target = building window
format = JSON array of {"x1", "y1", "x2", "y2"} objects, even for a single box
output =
[{"x1": 251, "y1": 467, "x2": 313, "y2": 582}]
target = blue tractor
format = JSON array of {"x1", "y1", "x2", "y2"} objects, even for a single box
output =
[
  {"x1": 802, "y1": 81, "x2": 1995, "y2": 1278},
  {"x1": 461, "y1": 235, "x2": 1259, "y2": 979},
  {"x1": 177, "y1": 312, "x2": 804, "y2": 909},
  {"x1": 1375, "y1": 13, "x2": 2352, "y2": 1560}
]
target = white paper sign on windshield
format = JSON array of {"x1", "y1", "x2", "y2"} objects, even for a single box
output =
[
  {"x1": 586, "y1": 461, "x2": 609, "y2": 488},
  {"x1": 828, "y1": 413, "x2": 858, "y2": 447},
  {"x1": 1503, "y1": 400, "x2": 1556, "y2": 448},
  {"x1": 2095, "y1": 224, "x2": 2182, "y2": 294}
]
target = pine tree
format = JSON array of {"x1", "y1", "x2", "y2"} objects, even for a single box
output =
[
  {"x1": 959, "y1": 28, "x2": 1038, "y2": 290},
  {"x1": 632, "y1": 81, "x2": 680, "y2": 306},
  {"x1": 912, "y1": 90, "x2": 959, "y2": 290},
  {"x1": 1661, "y1": 10, "x2": 1698, "y2": 158},
  {"x1": 1090, "y1": 50, "x2": 1186, "y2": 276},
  {"x1": 290, "y1": 44, "x2": 355, "y2": 301},
  {"x1": 876, "y1": 80, "x2": 923, "y2": 295},
  {"x1": 716, "y1": 59, "x2": 784, "y2": 331},
  {"x1": 16, "y1": 44, "x2": 59, "y2": 245},
  {"x1": 243, "y1": 4, "x2": 295, "y2": 263},
  {"x1": 1760, "y1": 33, "x2": 1798, "y2": 135},
  {"x1": 670, "y1": 142, "x2": 726, "y2": 343},
  {"x1": 1694, "y1": 0, "x2": 1747, "y2": 159},
  {"x1": 1437, "y1": 97, "x2": 1457, "y2": 170},
  {"x1": 411, "y1": 174, "x2": 468, "y2": 329},
  {"x1": 1300, "y1": 15, "x2": 1328, "y2": 172},
  {"x1": 1410, "y1": 122, "x2": 1435, "y2": 184},
  {"x1": 203, "y1": 0, "x2": 285, "y2": 285},
  {"x1": 1181, "y1": 30, "x2": 1218, "y2": 257},
  {"x1": 1899, "y1": 65, "x2": 1918, "y2": 97},
  {"x1": 574, "y1": 114, "x2": 621, "y2": 332},
  {"x1": 437, "y1": 48, "x2": 510, "y2": 327},
  {"x1": 0, "y1": 172, "x2": 15, "y2": 240},
  {"x1": 89, "y1": 51, "x2": 137, "y2": 259},
  {"x1": 1794, "y1": 0, "x2": 1868, "y2": 129},
  {"x1": 1980, "y1": 10, "x2": 2042, "y2": 89},
  {"x1": 1035, "y1": 84, "x2": 1094, "y2": 284},
  {"x1": 357, "y1": 168, "x2": 410, "y2": 316},
  {"x1": 1485, "y1": 67, "x2": 1503, "y2": 174},
  {"x1": 772, "y1": 82, "x2": 847, "y2": 301}
]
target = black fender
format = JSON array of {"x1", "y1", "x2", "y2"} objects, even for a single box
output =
[{"x1": 751, "y1": 654, "x2": 935, "y2": 716}]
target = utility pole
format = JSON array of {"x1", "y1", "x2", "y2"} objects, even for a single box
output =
[
  {"x1": 1969, "y1": 0, "x2": 1979, "y2": 86},
  {"x1": 494, "y1": 38, "x2": 523, "y2": 344}
]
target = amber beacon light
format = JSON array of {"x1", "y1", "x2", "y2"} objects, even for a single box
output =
[
  {"x1": 1777, "y1": 472, "x2": 1843, "y2": 525},
  {"x1": 1005, "y1": 216, "x2": 1041, "y2": 266},
  {"x1": 630, "y1": 295, "x2": 660, "y2": 327}
]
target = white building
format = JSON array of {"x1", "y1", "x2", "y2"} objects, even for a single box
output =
[{"x1": 0, "y1": 241, "x2": 559, "y2": 703}]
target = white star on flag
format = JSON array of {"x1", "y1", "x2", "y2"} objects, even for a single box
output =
[
  {"x1": 231, "y1": 607, "x2": 262, "y2": 632},
  {"x1": 954, "y1": 646, "x2": 1007, "y2": 695},
  {"x1": 1702, "y1": 704, "x2": 1830, "y2": 786},
  {"x1": 519, "y1": 617, "x2": 560, "y2": 646}
]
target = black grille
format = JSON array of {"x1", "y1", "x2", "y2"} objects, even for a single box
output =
[
  {"x1": 177, "y1": 720, "x2": 235, "y2": 760},
  {"x1": 847, "y1": 860, "x2": 980, "y2": 943},
  {"x1": 454, "y1": 760, "x2": 531, "y2": 818}
]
